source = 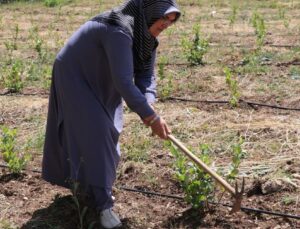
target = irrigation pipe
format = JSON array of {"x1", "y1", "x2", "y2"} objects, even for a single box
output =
[
  {"x1": 118, "y1": 186, "x2": 300, "y2": 220},
  {"x1": 164, "y1": 97, "x2": 300, "y2": 111},
  {"x1": 1, "y1": 163, "x2": 299, "y2": 220},
  {"x1": 1, "y1": 93, "x2": 299, "y2": 112}
]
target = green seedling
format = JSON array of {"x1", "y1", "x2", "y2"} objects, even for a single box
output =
[
  {"x1": 181, "y1": 24, "x2": 209, "y2": 65},
  {"x1": 29, "y1": 25, "x2": 47, "y2": 62},
  {"x1": 44, "y1": 0, "x2": 62, "y2": 7},
  {"x1": 167, "y1": 141, "x2": 215, "y2": 209},
  {"x1": 167, "y1": 135, "x2": 244, "y2": 209},
  {"x1": 158, "y1": 74, "x2": 174, "y2": 100},
  {"x1": 251, "y1": 12, "x2": 266, "y2": 49},
  {"x1": 224, "y1": 66, "x2": 240, "y2": 107},
  {"x1": 229, "y1": 4, "x2": 238, "y2": 26},
  {"x1": 157, "y1": 56, "x2": 174, "y2": 100},
  {"x1": 0, "y1": 126, "x2": 31, "y2": 174},
  {"x1": 71, "y1": 182, "x2": 96, "y2": 229},
  {"x1": 4, "y1": 24, "x2": 19, "y2": 52},
  {"x1": 158, "y1": 56, "x2": 168, "y2": 80},
  {"x1": 1, "y1": 59, "x2": 24, "y2": 93},
  {"x1": 278, "y1": 7, "x2": 290, "y2": 29},
  {"x1": 226, "y1": 137, "x2": 246, "y2": 181}
]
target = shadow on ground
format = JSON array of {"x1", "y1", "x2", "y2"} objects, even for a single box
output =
[
  {"x1": 20, "y1": 194, "x2": 133, "y2": 229},
  {"x1": 20, "y1": 195, "x2": 99, "y2": 229}
]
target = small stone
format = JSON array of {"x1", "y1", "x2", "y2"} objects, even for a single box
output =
[{"x1": 262, "y1": 179, "x2": 283, "y2": 194}]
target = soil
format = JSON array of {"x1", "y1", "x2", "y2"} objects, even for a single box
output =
[{"x1": 1, "y1": 0, "x2": 300, "y2": 228}]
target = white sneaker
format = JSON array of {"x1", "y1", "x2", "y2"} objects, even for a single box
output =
[{"x1": 100, "y1": 208, "x2": 122, "y2": 229}]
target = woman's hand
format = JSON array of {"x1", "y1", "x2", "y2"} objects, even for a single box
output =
[{"x1": 143, "y1": 114, "x2": 171, "y2": 139}]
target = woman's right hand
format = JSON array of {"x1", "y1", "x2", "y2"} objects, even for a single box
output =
[
  {"x1": 143, "y1": 114, "x2": 171, "y2": 140},
  {"x1": 150, "y1": 116, "x2": 171, "y2": 139}
]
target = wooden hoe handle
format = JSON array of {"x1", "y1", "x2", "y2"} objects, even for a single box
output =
[{"x1": 168, "y1": 134, "x2": 236, "y2": 196}]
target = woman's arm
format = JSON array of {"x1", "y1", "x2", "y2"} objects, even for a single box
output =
[
  {"x1": 134, "y1": 51, "x2": 157, "y2": 105},
  {"x1": 103, "y1": 27, "x2": 155, "y2": 119}
]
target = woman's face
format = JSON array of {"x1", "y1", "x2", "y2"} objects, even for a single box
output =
[{"x1": 149, "y1": 12, "x2": 177, "y2": 37}]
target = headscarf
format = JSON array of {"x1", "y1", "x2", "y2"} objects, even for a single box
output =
[{"x1": 91, "y1": 0, "x2": 180, "y2": 72}]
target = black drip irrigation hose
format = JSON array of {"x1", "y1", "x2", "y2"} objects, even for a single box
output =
[
  {"x1": 118, "y1": 186, "x2": 300, "y2": 220},
  {"x1": 165, "y1": 97, "x2": 300, "y2": 112},
  {"x1": 1, "y1": 92, "x2": 300, "y2": 112},
  {"x1": 1, "y1": 165, "x2": 300, "y2": 220}
]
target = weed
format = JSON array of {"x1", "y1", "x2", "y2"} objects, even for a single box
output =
[
  {"x1": 123, "y1": 123, "x2": 151, "y2": 162},
  {"x1": 181, "y1": 24, "x2": 209, "y2": 65},
  {"x1": 237, "y1": 51, "x2": 269, "y2": 75},
  {"x1": 0, "y1": 126, "x2": 31, "y2": 173},
  {"x1": 24, "y1": 129, "x2": 45, "y2": 154},
  {"x1": 224, "y1": 66, "x2": 240, "y2": 107},
  {"x1": 281, "y1": 195, "x2": 296, "y2": 205}
]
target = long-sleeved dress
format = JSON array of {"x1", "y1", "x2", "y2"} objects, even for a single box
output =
[{"x1": 42, "y1": 20, "x2": 156, "y2": 191}]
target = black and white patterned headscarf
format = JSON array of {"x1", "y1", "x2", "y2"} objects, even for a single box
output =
[{"x1": 91, "y1": 0, "x2": 180, "y2": 72}]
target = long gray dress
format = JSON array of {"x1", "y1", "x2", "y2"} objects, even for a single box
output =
[{"x1": 42, "y1": 21, "x2": 156, "y2": 192}]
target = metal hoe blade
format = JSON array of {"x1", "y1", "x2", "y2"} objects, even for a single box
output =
[{"x1": 230, "y1": 177, "x2": 245, "y2": 214}]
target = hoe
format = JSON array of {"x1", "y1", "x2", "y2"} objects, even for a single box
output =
[{"x1": 168, "y1": 134, "x2": 245, "y2": 213}]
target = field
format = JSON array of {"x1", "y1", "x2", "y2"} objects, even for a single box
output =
[{"x1": 0, "y1": 0, "x2": 300, "y2": 228}]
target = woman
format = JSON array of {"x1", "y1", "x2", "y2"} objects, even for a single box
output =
[{"x1": 42, "y1": 0, "x2": 180, "y2": 228}]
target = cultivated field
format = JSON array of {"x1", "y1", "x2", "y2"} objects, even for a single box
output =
[{"x1": 0, "y1": 0, "x2": 300, "y2": 228}]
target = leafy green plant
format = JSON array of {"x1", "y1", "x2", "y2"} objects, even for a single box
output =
[
  {"x1": 29, "y1": 25, "x2": 47, "y2": 62},
  {"x1": 229, "y1": 4, "x2": 238, "y2": 26},
  {"x1": 4, "y1": 24, "x2": 19, "y2": 53},
  {"x1": 278, "y1": 7, "x2": 290, "y2": 29},
  {"x1": 167, "y1": 136, "x2": 245, "y2": 209},
  {"x1": 157, "y1": 56, "x2": 174, "y2": 100},
  {"x1": 251, "y1": 12, "x2": 266, "y2": 48},
  {"x1": 1, "y1": 59, "x2": 24, "y2": 93},
  {"x1": 158, "y1": 56, "x2": 168, "y2": 80},
  {"x1": 158, "y1": 74, "x2": 174, "y2": 100},
  {"x1": 71, "y1": 182, "x2": 96, "y2": 229},
  {"x1": 167, "y1": 141, "x2": 215, "y2": 208},
  {"x1": 44, "y1": 0, "x2": 61, "y2": 7},
  {"x1": 0, "y1": 126, "x2": 31, "y2": 173},
  {"x1": 224, "y1": 66, "x2": 240, "y2": 107},
  {"x1": 181, "y1": 24, "x2": 209, "y2": 65},
  {"x1": 226, "y1": 137, "x2": 246, "y2": 181}
]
